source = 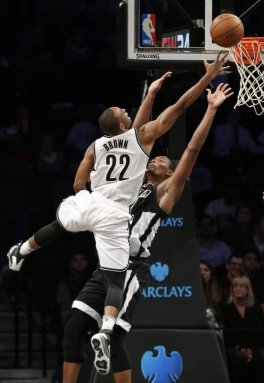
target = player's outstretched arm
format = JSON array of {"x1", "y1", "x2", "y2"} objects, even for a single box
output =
[
  {"x1": 174, "y1": 51, "x2": 230, "y2": 112},
  {"x1": 138, "y1": 53, "x2": 229, "y2": 149},
  {"x1": 133, "y1": 72, "x2": 172, "y2": 130},
  {"x1": 157, "y1": 83, "x2": 233, "y2": 214},
  {"x1": 73, "y1": 144, "x2": 94, "y2": 193}
]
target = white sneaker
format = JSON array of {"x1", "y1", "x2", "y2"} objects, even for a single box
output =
[
  {"x1": 91, "y1": 332, "x2": 111, "y2": 375},
  {"x1": 7, "y1": 242, "x2": 25, "y2": 271}
]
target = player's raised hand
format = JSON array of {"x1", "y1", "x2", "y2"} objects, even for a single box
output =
[
  {"x1": 148, "y1": 71, "x2": 172, "y2": 96},
  {"x1": 204, "y1": 51, "x2": 230, "y2": 77},
  {"x1": 206, "y1": 82, "x2": 234, "y2": 108}
]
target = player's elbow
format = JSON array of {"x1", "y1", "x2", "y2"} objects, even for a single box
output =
[
  {"x1": 187, "y1": 142, "x2": 201, "y2": 156},
  {"x1": 156, "y1": 116, "x2": 176, "y2": 134}
]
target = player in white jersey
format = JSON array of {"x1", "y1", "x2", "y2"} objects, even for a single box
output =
[
  {"x1": 57, "y1": 126, "x2": 149, "y2": 272},
  {"x1": 7, "y1": 54, "x2": 229, "y2": 377}
]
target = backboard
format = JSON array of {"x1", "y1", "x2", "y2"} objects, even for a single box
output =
[{"x1": 116, "y1": 0, "x2": 264, "y2": 70}]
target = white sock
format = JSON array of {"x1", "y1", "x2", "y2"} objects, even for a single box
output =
[
  {"x1": 20, "y1": 240, "x2": 36, "y2": 256},
  {"x1": 101, "y1": 315, "x2": 116, "y2": 333}
]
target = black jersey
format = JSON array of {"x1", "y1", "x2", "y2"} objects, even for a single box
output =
[
  {"x1": 129, "y1": 183, "x2": 167, "y2": 259},
  {"x1": 72, "y1": 183, "x2": 167, "y2": 333}
]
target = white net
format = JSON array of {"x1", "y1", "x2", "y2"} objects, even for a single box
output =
[{"x1": 228, "y1": 38, "x2": 264, "y2": 115}]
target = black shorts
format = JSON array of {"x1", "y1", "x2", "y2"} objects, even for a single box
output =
[{"x1": 72, "y1": 259, "x2": 150, "y2": 332}]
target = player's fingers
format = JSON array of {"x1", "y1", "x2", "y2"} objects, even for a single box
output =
[
  {"x1": 216, "y1": 82, "x2": 224, "y2": 90},
  {"x1": 216, "y1": 52, "x2": 221, "y2": 60},
  {"x1": 221, "y1": 52, "x2": 229, "y2": 61},
  {"x1": 162, "y1": 71, "x2": 172, "y2": 80},
  {"x1": 224, "y1": 88, "x2": 234, "y2": 98},
  {"x1": 226, "y1": 91, "x2": 234, "y2": 98},
  {"x1": 220, "y1": 83, "x2": 230, "y2": 92},
  {"x1": 164, "y1": 71, "x2": 172, "y2": 77},
  {"x1": 224, "y1": 87, "x2": 232, "y2": 94},
  {"x1": 221, "y1": 65, "x2": 230, "y2": 70}
]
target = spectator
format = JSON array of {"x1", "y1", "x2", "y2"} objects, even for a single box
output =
[
  {"x1": 241, "y1": 246, "x2": 264, "y2": 311},
  {"x1": 196, "y1": 214, "x2": 232, "y2": 270},
  {"x1": 56, "y1": 253, "x2": 91, "y2": 328},
  {"x1": 222, "y1": 275, "x2": 264, "y2": 383},
  {"x1": 204, "y1": 176, "x2": 241, "y2": 237},
  {"x1": 212, "y1": 109, "x2": 264, "y2": 158},
  {"x1": 0, "y1": 140, "x2": 33, "y2": 253},
  {"x1": 190, "y1": 161, "x2": 213, "y2": 214},
  {"x1": 221, "y1": 204, "x2": 253, "y2": 250},
  {"x1": 65, "y1": 103, "x2": 101, "y2": 156},
  {"x1": 34, "y1": 132, "x2": 66, "y2": 220},
  {"x1": 36, "y1": 133, "x2": 65, "y2": 175},
  {"x1": 250, "y1": 213, "x2": 264, "y2": 259},
  {"x1": 51, "y1": 159, "x2": 79, "y2": 209},
  {"x1": 218, "y1": 254, "x2": 244, "y2": 303},
  {"x1": 199, "y1": 260, "x2": 223, "y2": 329}
]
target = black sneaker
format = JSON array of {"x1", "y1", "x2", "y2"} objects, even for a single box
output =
[
  {"x1": 7, "y1": 242, "x2": 24, "y2": 271},
  {"x1": 91, "y1": 331, "x2": 111, "y2": 375}
]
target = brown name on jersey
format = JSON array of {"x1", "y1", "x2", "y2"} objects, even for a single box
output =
[{"x1": 103, "y1": 139, "x2": 128, "y2": 151}]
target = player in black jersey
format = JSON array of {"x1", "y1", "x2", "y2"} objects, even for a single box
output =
[{"x1": 61, "y1": 83, "x2": 233, "y2": 383}]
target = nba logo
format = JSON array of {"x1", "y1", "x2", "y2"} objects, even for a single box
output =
[{"x1": 141, "y1": 13, "x2": 156, "y2": 47}]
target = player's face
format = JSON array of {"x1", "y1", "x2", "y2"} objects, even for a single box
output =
[
  {"x1": 147, "y1": 156, "x2": 171, "y2": 176},
  {"x1": 118, "y1": 108, "x2": 132, "y2": 130}
]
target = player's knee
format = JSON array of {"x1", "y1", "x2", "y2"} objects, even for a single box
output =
[
  {"x1": 63, "y1": 317, "x2": 85, "y2": 363},
  {"x1": 105, "y1": 286, "x2": 123, "y2": 311},
  {"x1": 63, "y1": 310, "x2": 94, "y2": 363},
  {"x1": 57, "y1": 198, "x2": 81, "y2": 232},
  {"x1": 104, "y1": 270, "x2": 126, "y2": 310},
  {"x1": 105, "y1": 270, "x2": 126, "y2": 290},
  {"x1": 111, "y1": 327, "x2": 131, "y2": 373},
  {"x1": 34, "y1": 220, "x2": 65, "y2": 247}
]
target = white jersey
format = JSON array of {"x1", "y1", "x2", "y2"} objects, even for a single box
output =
[{"x1": 90, "y1": 128, "x2": 149, "y2": 206}]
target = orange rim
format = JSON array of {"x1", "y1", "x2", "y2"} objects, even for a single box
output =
[{"x1": 231, "y1": 37, "x2": 264, "y2": 65}]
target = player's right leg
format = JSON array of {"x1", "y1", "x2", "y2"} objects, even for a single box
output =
[
  {"x1": 90, "y1": 270, "x2": 127, "y2": 375},
  {"x1": 7, "y1": 220, "x2": 65, "y2": 271}
]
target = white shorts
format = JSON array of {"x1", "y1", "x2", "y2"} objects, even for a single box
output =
[{"x1": 57, "y1": 190, "x2": 131, "y2": 271}]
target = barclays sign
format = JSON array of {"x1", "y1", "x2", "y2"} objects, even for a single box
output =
[
  {"x1": 160, "y1": 217, "x2": 184, "y2": 227},
  {"x1": 141, "y1": 262, "x2": 193, "y2": 299},
  {"x1": 141, "y1": 285, "x2": 192, "y2": 298}
]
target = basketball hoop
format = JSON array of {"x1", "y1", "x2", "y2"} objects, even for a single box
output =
[{"x1": 228, "y1": 37, "x2": 264, "y2": 115}]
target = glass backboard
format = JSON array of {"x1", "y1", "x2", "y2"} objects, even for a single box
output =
[{"x1": 116, "y1": 0, "x2": 264, "y2": 70}]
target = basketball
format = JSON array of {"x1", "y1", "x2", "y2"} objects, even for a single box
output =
[{"x1": 210, "y1": 13, "x2": 244, "y2": 48}]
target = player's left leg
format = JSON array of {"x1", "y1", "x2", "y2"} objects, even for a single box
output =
[
  {"x1": 7, "y1": 220, "x2": 65, "y2": 271},
  {"x1": 63, "y1": 309, "x2": 97, "y2": 383},
  {"x1": 111, "y1": 327, "x2": 132, "y2": 383}
]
